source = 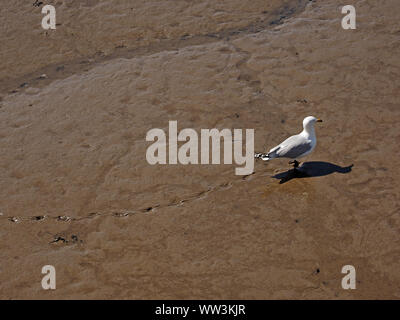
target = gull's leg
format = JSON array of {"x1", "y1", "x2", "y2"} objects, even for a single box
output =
[{"x1": 288, "y1": 160, "x2": 300, "y2": 168}]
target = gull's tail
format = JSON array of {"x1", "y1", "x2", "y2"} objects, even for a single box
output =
[{"x1": 254, "y1": 153, "x2": 270, "y2": 161}]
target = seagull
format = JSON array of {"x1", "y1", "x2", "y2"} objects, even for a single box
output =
[{"x1": 255, "y1": 116, "x2": 323, "y2": 169}]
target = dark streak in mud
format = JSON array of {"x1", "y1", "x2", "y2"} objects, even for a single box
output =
[{"x1": 0, "y1": 0, "x2": 309, "y2": 96}]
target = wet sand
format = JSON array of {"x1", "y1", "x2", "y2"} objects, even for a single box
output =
[{"x1": 0, "y1": 0, "x2": 399, "y2": 299}]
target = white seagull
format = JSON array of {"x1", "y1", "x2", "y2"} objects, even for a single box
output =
[{"x1": 255, "y1": 116, "x2": 323, "y2": 168}]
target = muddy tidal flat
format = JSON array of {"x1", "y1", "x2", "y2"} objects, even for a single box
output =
[{"x1": 0, "y1": 0, "x2": 399, "y2": 299}]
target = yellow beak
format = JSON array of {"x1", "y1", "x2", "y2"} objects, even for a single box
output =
[{"x1": 316, "y1": 119, "x2": 323, "y2": 122}]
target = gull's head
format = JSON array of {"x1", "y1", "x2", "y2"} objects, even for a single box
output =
[{"x1": 303, "y1": 116, "x2": 322, "y2": 130}]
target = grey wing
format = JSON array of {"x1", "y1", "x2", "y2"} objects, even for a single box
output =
[{"x1": 274, "y1": 135, "x2": 312, "y2": 159}]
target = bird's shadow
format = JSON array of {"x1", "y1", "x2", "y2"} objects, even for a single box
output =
[{"x1": 272, "y1": 161, "x2": 354, "y2": 184}]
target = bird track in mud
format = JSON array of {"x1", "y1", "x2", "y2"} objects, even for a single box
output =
[{"x1": 0, "y1": 171, "x2": 263, "y2": 225}]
